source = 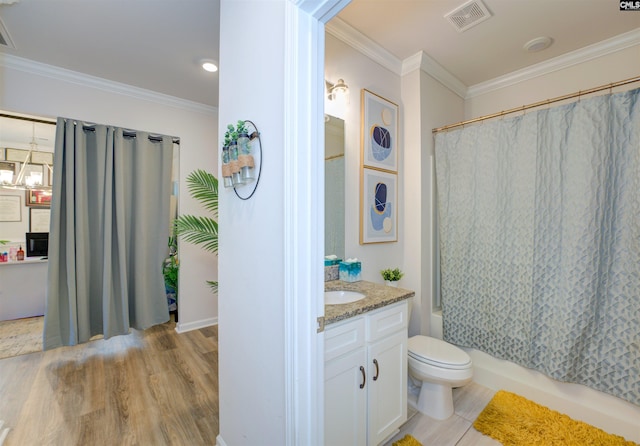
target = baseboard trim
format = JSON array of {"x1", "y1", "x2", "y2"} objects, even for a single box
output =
[
  {"x1": 215, "y1": 434, "x2": 228, "y2": 446},
  {"x1": 174, "y1": 317, "x2": 218, "y2": 333}
]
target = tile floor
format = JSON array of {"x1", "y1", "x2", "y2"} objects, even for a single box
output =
[{"x1": 384, "y1": 382, "x2": 501, "y2": 446}]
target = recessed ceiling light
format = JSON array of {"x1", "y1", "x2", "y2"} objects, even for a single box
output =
[
  {"x1": 523, "y1": 36, "x2": 553, "y2": 53},
  {"x1": 200, "y1": 59, "x2": 218, "y2": 73}
]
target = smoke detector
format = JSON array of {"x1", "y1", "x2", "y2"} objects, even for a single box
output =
[
  {"x1": 444, "y1": 0, "x2": 492, "y2": 33},
  {"x1": 523, "y1": 36, "x2": 553, "y2": 53}
]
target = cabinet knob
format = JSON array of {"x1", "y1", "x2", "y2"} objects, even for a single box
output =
[
  {"x1": 359, "y1": 366, "x2": 366, "y2": 389},
  {"x1": 373, "y1": 359, "x2": 379, "y2": 381}
]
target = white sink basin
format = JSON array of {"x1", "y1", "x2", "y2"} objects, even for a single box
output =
[{"x1": 325, "y1": 290, "x2": 366, "y2": 305}]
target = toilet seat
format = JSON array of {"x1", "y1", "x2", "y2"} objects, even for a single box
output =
[{"x1": 408, "y1": 336, "x2": 471, "y2": 370}]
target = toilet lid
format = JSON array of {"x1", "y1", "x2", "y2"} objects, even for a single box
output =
[{"x1": 408, "y1": 336, "x2": 471, "y2": 370}]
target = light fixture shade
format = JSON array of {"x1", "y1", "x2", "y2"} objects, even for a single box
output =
[
  {"x1": 327, "y1": 78, "x2": 349, "y2": 102},
  {"x1": 0, "y1": 169, "x2": 13, "y2": 184}
]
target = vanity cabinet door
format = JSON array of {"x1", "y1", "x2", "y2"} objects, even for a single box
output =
[
  {"x1": 367, "y1": 330, "x2": 407, "y2": 446},
  {"x1": 324, "y1": 300, "x2": 408, "y2": 446},
  {"x1": 325, "y1": 347, "x2": 367, "y2": 446}
]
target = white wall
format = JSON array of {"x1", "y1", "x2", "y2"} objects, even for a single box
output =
[
  {"x1": 218, "y1": 1, "x2": 344, "y2": 443},
  {"x1": 325, "y1": 36, "x2": 465, "y2": 336},
  {"x1": 402, "y1": 67, "x2": 464, "y2": 336},
  {"x1": 217, "y1": 2, "x2": 287, "y2": 444},
  {"x1": 0, "y1": 56, "x2": 218, "y2": 329},
  {"x1": 325, "y1": 34, "x2": 404, "y2": 283}
]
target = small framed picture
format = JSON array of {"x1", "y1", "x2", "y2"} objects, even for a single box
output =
[
  {"x1": 30, "y1": 151, "x2": 54, "y2": 165},
  {"x1": 360, "y1": 168, "x2": 397, "y2": 244},
  {"x1": 5, "y1": 148, "x2": 30, "y2": 163},
  {"x1": 361, "y1": 89, "x2": 399, "y2": 173},
  {"x1": 0, "y1": 195, "x2": 21, "y2": 222},
  {"x1": 30, "y1": 207, "x2": 51, "y2": 232},
  {"x1": 26, "y1": 189, "x2": 52, "y2": 207}
]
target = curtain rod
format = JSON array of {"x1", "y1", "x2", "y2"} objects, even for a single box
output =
[
  {"x1": 0, "y1": 114, "x2": 180, "y2": 145},
  {"x1": 432, "y1": 75, "x2": 640, "y2": 134},
  {"x1": 0, "y1": 112, "x2": 56, "y2": 125}
]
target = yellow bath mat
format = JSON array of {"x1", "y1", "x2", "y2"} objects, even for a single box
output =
[
  {"x1": 474, "y1": 390, "x2": 638, "y2": 446},
  {"x1": 392, "y1": 434, "x2": 422, "y2": 446}
]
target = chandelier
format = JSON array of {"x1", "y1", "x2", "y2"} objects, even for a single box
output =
[{"x1": 0, "y1": 123, "x2": 53, "y2": 190}]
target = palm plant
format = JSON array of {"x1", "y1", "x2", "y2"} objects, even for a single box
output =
[{"x1": 175, "y1": 169, "x2": 219, "y2": 293}]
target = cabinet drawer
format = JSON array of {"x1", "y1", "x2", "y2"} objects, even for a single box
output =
[
  {"x1": 325, "y1": 318, "x2": 365, "y2": 362},
  {"x1": 366, "y1": 301, "x2": 408, "y2": 342}
]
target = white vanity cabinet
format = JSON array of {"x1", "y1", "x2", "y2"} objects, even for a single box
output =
[{"x1": 324, "y1": 300, "x2": 408, "y2": 446}]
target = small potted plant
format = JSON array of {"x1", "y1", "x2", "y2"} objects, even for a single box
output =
[
  {"x1": 163, "y1": 235, "x2": 179, "y2": 314},
  {"x1": 380, "y1": 267, "x2": 404, "y2": 287}
]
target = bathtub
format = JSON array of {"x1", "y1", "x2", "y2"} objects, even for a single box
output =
[{"x1": 430, "y1": 310, "x2": 640, "y2": 443}]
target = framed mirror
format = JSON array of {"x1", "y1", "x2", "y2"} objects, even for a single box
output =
[{"x1": 324, "y1": 114, "x2": 345, "y2": 260}]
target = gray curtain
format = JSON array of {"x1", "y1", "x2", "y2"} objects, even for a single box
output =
[
  {"x1": 434, "y1": 87, "x2": 640, "y2": 405},
  {"x1": 44, "y1": 118, "x2": 174, "y2": 349}
]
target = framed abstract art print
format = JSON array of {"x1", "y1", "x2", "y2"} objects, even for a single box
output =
[
  {"x1": 360, "y1": 167, "x2": 397, "y2": 244},
  {"x1": 361, "y1": 89, "x2": 398, "y2": 173}
]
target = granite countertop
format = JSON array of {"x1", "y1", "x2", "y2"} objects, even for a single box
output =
[{"x1": 324, "y1": 280, "x2": 415, "y2": 326}]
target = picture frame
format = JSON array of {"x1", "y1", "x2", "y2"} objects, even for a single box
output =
[
  {"x1": 361, "y1": 89, "x2": 399, "y2": 173},
  {"x1": 29, "y1": 207, "x2": 51, "y2": 232},
  {"x1": 26, "y1": 189, "x2": 52, "y2": 207},
  {"x1": 5, "y1": 148, "x2": 30, "y2": 163},
  {"x1": 30, "y1": 151, "x2": 54, "y2": 165},
  {"x1": 0, "y1": 195, "x2": 21, "y2": 222},
  {"x1": 360, "y1": 167, "x2": 397, "y2": 244}
]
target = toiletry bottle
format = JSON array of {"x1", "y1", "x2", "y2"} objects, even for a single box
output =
[{"x1": 17, "y1": 245, "x2": 24, "y2": 261}]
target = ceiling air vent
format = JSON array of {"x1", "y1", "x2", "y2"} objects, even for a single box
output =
[{"x1": 444, "y1": 0, "x2": 492, "y2": 33}]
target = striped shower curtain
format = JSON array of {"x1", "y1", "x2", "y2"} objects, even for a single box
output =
[{"x1": 434, "y1": 87, "x2": 640, "y2": 406}]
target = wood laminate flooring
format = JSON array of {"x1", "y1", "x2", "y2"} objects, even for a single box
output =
[
  {"x1": 0, "y1": 316, "x2": 43, "y2": 360},
  {"x1": 2, "y1": 316, "x2": 500, "y2": 446},
  {"x1": 0, "y1": 319, "x2": 218, "y2": 446}
]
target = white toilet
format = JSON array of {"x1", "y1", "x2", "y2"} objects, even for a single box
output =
[{"x1": 407, "y1": 335, "x2": 473, "y2": 420}]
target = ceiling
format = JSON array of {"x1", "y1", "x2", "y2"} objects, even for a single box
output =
[{"x1": 0, "y1": 0, "x2": 638, "y2": 109}]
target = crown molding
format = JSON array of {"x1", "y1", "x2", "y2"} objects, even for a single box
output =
[
  {"x1": 402, "y1": 51, "x2": 468, "y2": 98},
  {"x1": 326, "y1": 19, "x2": 640, "y2": 101},
  {"x1": 466, "y1": 28, "x2": 640, "y2": 98},
  {"x1": 325, "y1": 17, "x2": 466, "y2": 97},
  {"x1": 0, "y1": 52, "x2": 218, "y2": 114},
  {"x1": 326, "y1": 17, "x2": 402, "y2": 74}
]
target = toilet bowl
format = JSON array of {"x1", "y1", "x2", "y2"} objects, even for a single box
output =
[{"x1": 407, "y1": 335, "x2": 473, "y2": 420}]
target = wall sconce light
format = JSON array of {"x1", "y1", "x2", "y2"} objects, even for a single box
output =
[{"x1": 326, "y1": 78, "x2": 349, "y2": 103}]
